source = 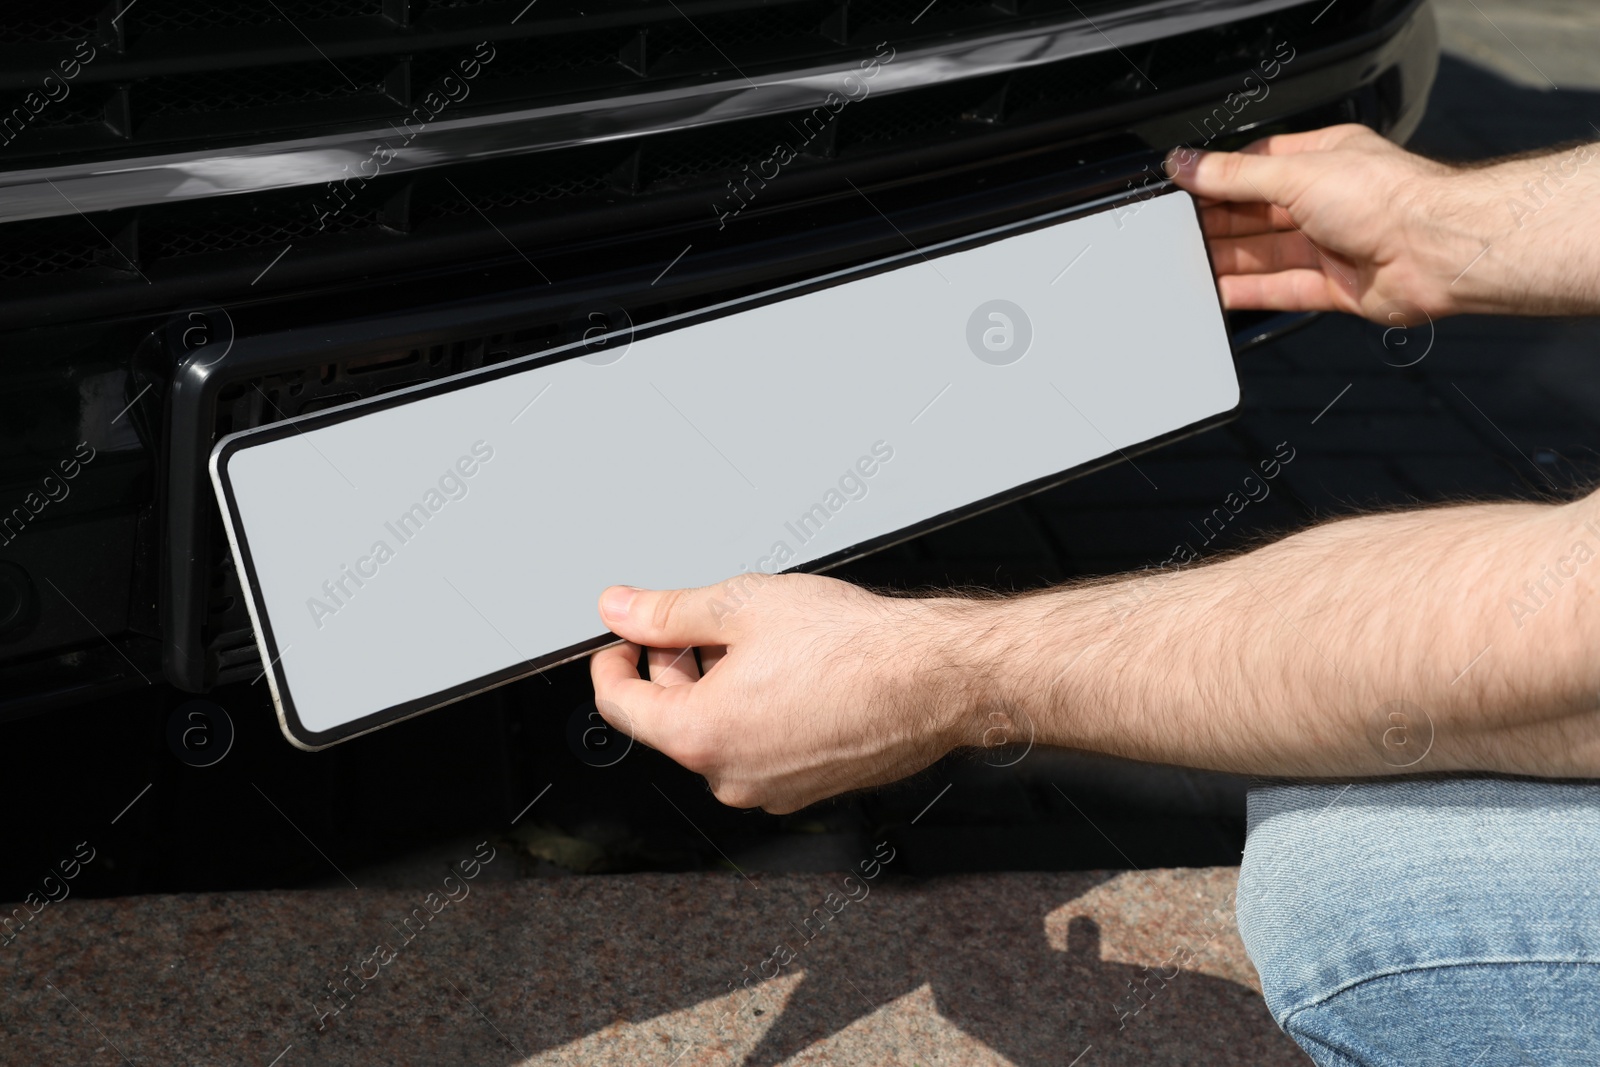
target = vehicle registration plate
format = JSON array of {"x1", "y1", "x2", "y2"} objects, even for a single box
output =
[{"x1": 211, "y1": 185, "x2": 1236, "y2": 749}]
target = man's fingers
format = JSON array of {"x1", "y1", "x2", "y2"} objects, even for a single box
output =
[
  {"x1": 1237, "y1": 124, "x2": 1371, "y2": 158},
  {"x1": 1168, "y1": 124, "x2": 1375, "y2": 204},
  {"x1": 1168, "y1": 147, "x2": 1301, "y2": 206},
  {"x1": 1217, "y1": 269, "x2": 1345, "y2": 313},
  {"x1": 1208, "y1": 232, "x2": 1325, "y2": 277},
  {"x1": 1199, "y1": 201, "x2": 1297, "y2": 239},
  {"x1": 590, "y1": 641, "x2": 683, "y2": 752},
  {"x1": 699, "y1": 645, "x2": 727, "y2": 673},
  {"x1": 648, "y1": 646, "x2": 701, "y2": 686},
  {"x1": 598, "y1": 582, "x2": 736, "y2": 647}
]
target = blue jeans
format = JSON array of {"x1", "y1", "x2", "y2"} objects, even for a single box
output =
[{"x1": 1237, "y1": 777, "x2": 1600, "y2": 1066}]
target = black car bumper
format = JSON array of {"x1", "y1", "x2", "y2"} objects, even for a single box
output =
[{"x1": 0, "y1": 0, "x2": 1437, "y2": 715}]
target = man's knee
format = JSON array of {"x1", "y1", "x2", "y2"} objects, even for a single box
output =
[
  {"x1": 1237, "y1": 778, "x2": 1600, "y2": 1028},
  {"x1": 1234, "y1": 782, "x2": 1369, "y2": 1023}
]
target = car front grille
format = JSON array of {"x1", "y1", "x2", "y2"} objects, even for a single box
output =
[
  {"x1": 0, "y1": 0, "x2": 1401, "y2": 324},
  {"x1": 2, "y1": 0, "x2": 1160, "y2": 164},
  {"x1": 1, "y1": 0, "x2": 1422, "y2": 161}
]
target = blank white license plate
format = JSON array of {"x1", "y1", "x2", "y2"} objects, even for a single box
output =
[{"x1": 211, "y1": 186, "x2": 1237, "y2": 749}]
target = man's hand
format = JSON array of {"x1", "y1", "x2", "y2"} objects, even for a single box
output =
[
  {"x1": 594, "y1": 492, "x2": 1600, "y2": 806},
  {"x1": 1168, "y1": 124, "x2": 1600, "y2": 321},
  {"x1": 589, "y1": 574, "x2": 981, "y2": 813},
  {"x1": 1169, "y1": 125, "x2": 1456, "y2": 321}
]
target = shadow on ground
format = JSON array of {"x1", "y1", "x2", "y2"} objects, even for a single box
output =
[{"x1": 5, "y1": 869, "x2": 1301, "y2": 1066}]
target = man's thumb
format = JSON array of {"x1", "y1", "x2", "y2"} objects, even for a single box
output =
[
  {"x1": 1166, "y1": 147, "x2": 1295, "y2": 205},
  {"x1": 598, "y1": 584, "x2": 734, "y2": 647}
]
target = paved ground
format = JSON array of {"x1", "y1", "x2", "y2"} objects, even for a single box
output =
[
  {"x1": 5, "y1": 868, "x2": 1297, "y2": 1066},
  {"x1": 1433, "y1": 0, "x2": 1600, "y2": 90},
  {"x1": 7, "y1": 2, "x2": 1600, "y2": 1064}
]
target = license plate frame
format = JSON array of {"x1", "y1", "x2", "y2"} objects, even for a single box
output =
[{"x1": 211, "y1": 183, "x2": 1237, "y2": 750}]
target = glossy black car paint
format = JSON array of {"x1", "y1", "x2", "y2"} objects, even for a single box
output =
[{"x1": 0, "y1": 0, "x2": 1438, "y2": 719}]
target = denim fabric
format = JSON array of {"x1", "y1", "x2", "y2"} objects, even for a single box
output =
[{"x1": 1237, "y1": 777, "x2": 1600, "y2": 1066}]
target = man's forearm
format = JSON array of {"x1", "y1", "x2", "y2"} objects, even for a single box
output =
[
  {"x1": 1436, "y1": 143, "x2": 1600, "y2": 318},
  {"x1": 961, "y1": 493, "x2": 1600, "y2": 778}
]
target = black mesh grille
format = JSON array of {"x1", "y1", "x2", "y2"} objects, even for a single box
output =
[
  {"x1": 415, "y1": 162, "x2": 619, "y2": 222},
  {"x1": 0, "y1": 0, "x2": 1177, "y2": 164},
  {"x1": 424, "y1": 175, "x2": 614, "y2": 214},
  {"x1": 138, "y1": 58, "x2": 396, "y2": 117},
  {"x1": 848, "y1": 0, "x2": 999, "y2": 30},
  {"x1": 0, "y1": 85, "x2": 113, "y2": 134},
  {"x1": 837, "y1": 77, "x2": 999, "y2": 147},
  {"x1": 29, "y1": 88, "x2": 111, "y2": 129},
  {"x1": 0, "y1": 0, "x2": 1389, "y2": 291},
  {"x1": 648, "y1": 2, "x2": 832, "y2": 57},
  {"x1": 0, "y1": 220, "x2": 104, "y2": 282},
  {"x1": 639, "y1": 117, "x2": 814, "y2": 186},
  {"x1": 1149, "y1": 18, "x2": 1284, "y2": 83},
  {"x1": 0, "y1": 14, "x2": 97, "y2": 44},
  {"x1": 413, "y1": 29, "x2": 634, "y2": 82},
  {"x1": 143, "y1": 203, "x2": 382, "y2": 262},
  {"x1": 129, "y1": 0, "x2": 386, "y2": 35},
  {"x1": 1004, "y1": 48, "x2": 1146, "y2": 115}
]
